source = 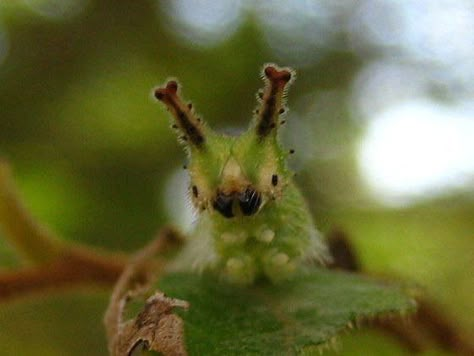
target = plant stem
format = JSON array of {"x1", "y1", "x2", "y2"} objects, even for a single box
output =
[
  {"x1": 0, "y1": 160, "x2": 63, "y2": 263},
  {"x1": 0, "y1": 246, "x2": 127, "y2": 301},
  {"x1": 0, "y1": 159, "x2": 129, "y2": 302}
]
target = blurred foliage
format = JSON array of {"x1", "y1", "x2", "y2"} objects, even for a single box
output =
[
  {"x1": 0, "y1": 291, "x2": 110, "y2": 355},
  {"x1": 0, "y1": 0, "x2": 472, "y2": 355}
]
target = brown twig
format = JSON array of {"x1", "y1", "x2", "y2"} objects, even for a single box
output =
[
  {"x1": 326, "y1": 228, "x2": 360, "y2": 272},
  {"x1": 414, "y1": 299, "x2": 474, "y2": 355},
  {"x1": 0, "y1": 246, "x2": 127, "y2": 302},
  {"x1": 0, "y1": 159, "x2": 126, "y2": 302},
  {"x1": 104, "y1": 226, "x2": 186, "y2": 355},
  {"x1": 0, "y1": 159, "x2": 63, "y2": 263}
]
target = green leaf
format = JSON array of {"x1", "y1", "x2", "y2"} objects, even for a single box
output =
[{"x1": 158, "y1": 268, "x2": 417, "y2": 355}]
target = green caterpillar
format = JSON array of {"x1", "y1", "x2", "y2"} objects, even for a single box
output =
[{"x1": 154, "y1": 64, "x2": 329, "y2": 285}]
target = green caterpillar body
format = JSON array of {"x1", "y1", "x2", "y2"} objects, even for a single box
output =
[{"x1": 154, "y1": 64, "x2": 328, "y2": 285}]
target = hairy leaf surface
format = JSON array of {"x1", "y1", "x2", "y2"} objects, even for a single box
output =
[{"x1": 157, "y1": 268, "x2": 416, "y2": 355}]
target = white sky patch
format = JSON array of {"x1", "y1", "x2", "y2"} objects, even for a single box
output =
[
  {"x1": 253, "y1": 1, "x2": 338, "y2": 66},
  {"x1": 349, "y1": 0, "x2": 474, "y2": 65},
  {"x1": 396, "y1": 1, "x2": 474, "y2": 66},
  {"x1": 160, "y1": 0, "x2": 244, "y2": 47},
  {"x1": 351, "y1": 60, "x2": 431, "y2": 120},
  {"x1": 358, "y1": 100, "x2": 474, "y2": 206}
]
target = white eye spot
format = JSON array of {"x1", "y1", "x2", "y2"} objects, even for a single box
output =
[
  {"x1": 272, "y1": 253, "x2": 289, "y2": 266},
  {"x1": 258, "y1": 229, "x2": 275, "y2": 243},
  {"x1": 226, "y1": 257, "x2": 244, "y2": 271}
]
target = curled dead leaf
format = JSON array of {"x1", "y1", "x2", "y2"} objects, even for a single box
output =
[
  {"x1": 104, "y1": 227, "x2": 188, "y2": 356},
  {"x1": 113, "y1": 292, "x2": 189, "y2": 356}
]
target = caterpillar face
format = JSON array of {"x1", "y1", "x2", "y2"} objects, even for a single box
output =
[
  {"x1": 154, "y1": 64, "x2": 328, "y2": 284},
  {"x1": 154, "y1": 64, "x2": 291, "y2": 220}
]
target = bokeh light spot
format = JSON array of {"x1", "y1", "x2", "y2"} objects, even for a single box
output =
[
  {"x1": 163, "y1": 168, "x2": 194, "y2": 232},
  {"x1": 359, "y1": 101, "x2": 474, "y2": 206},
  {"x1": 22, "y1": 0, "x2": 89, "y2": 20}
]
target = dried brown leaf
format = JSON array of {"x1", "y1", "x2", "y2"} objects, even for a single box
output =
[
  {"x1": 104, "y1": 227, "x2": 188, "y2": 356},
  {"x1": 113, "y1": 292, "x2": 189, "y2": 356}
]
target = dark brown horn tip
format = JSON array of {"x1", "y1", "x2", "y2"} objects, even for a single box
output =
[
  {"x1": 154, "y1": 80, "x2": 179, "y2": 101},
  {"x1": 166, "y1": 80, "x2": 178, "y2": 92},
  {"x1": 264, "y1": 65, "x2": 292, "y2": 84}
]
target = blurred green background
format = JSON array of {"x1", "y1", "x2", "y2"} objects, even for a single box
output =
[{"x1": 0, "y1": 1, "x2": 472, "y2": 355}]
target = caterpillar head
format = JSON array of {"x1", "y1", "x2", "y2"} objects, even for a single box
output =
[{"x1": 154, "y1": 64, "x2": 294, "y2": 219}]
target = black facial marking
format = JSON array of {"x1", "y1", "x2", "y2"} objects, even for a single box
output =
[
  {"x1": 271, "y1": 174, "x2": 278, "y2": 186},
  {"x1": 213, "y1": 192, "x2": 234, "y2": 218},
  {"x1": 192, "y1": 185, "x2": 198, "y2": 197},
  {"x1": 239, "y1": 187, "x2": 262, "y2": 216}
]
